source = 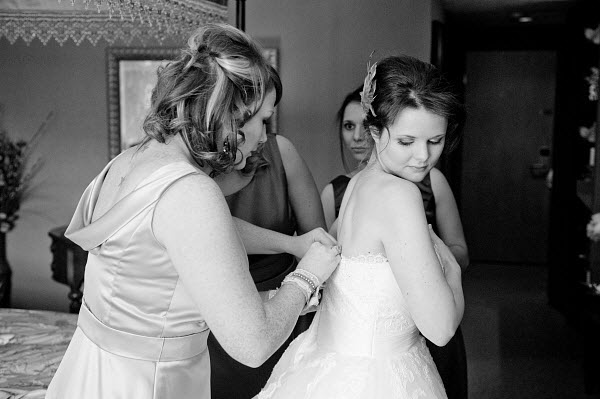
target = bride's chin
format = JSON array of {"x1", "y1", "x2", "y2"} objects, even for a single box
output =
[{"x1": 403, "y1": 171, "x2": 428, "y2": 183}]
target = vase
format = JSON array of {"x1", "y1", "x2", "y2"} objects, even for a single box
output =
[{"x1": 0, "y1": 232, "x2": 12, "y2": 307}]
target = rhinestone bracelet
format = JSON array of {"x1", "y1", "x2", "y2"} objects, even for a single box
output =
[
  {"x1": 281, "y1": 275, "x2": 312, "y2": 303},
  {"x1": 291, "y1": 269, "x2": 320, "y2": 292}
]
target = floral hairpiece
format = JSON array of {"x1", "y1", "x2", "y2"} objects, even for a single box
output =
[{"x1": 360, "y1": 52, "x2": 377, "y2": 117}]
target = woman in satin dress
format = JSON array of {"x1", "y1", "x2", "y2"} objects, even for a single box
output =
[{"x1": 45, "y1": 23, "x2": 340, "y2": 399}]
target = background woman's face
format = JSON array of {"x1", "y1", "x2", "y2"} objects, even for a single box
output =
[
  {"x1": 235, "y1": 90, "x2": 276, "y2": 170},
  {"x1": 373, "y1": 107, "x2": 447, "y2": 182},
  {"x1": 341, "y1": 102, "x2": 369, "y2": 162}
]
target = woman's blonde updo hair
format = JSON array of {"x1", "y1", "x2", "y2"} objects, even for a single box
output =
[{"x1": 143, "y1": 23, "x2": 278, "y2": 176}]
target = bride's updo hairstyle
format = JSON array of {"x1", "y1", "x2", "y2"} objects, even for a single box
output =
[
  {"x1": 362, "y1": 55, "x2": 465, "y2": 153},
  {"x1": 143, "y1": 23, "x2": 278, "y2": 176}
]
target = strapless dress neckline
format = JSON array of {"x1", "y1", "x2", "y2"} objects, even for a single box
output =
[{"x1": 340, "y1": 253, "x2": 389, "y2": 264}]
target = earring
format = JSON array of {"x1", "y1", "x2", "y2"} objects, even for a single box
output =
[{"x1": 223, "y1": 140, "x2": 231, "y2": 154}]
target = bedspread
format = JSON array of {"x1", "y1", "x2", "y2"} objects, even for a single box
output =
[{"x1": 0, "y1": 308, "x2": 77, "y2": 399}]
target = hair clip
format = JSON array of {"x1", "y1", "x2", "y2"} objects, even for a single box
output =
[{"x1": 360, "y1": 52, "x2": 377, "y2": 117}]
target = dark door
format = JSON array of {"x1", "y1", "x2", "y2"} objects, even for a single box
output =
[{"x1": 460, "y1": 50, "x2": 556, "y2": 264}]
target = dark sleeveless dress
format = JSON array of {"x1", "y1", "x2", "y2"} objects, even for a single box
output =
[
  {"x1": 330, "y1": 172, "x2": 468, "y2": 399},
  {"x1": 208, "y1": 134, "x2": 314, "y2": 399}
]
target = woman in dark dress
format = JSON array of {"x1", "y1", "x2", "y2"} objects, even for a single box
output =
[
  {"x1": 209, "y1": 68, "x2": 329, "y2": 399},
  {"x1": 320, "y1": 86, "x2": 470, "y2": 399}
]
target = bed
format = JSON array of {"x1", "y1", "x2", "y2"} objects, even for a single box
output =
[{"x1": 0, "y1": 308, "x2": 77, "y2": 399}]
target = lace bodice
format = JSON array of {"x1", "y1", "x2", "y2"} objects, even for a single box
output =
[
  {"x1": 256, "y1": 254, "x2": 447, "y2": 398},
  {"x1": 316, "y1": 255, "x2": 419, "y2": 357}
]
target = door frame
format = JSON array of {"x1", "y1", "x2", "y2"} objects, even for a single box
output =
[
  {"x1": 443, "y1": 18, "x2": 579, "y2": 310},
  {"x1": 442, "y1": 23, "x2": 565, "y2": 203}
]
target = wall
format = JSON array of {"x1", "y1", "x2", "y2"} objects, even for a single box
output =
[
  {"x1": 235, "y1": 0, "x2": 434, "y2": 190},
  {"x1": 431, "y1": 0, "x2": 444, "y2": 22},
  {"x1": 1, "y1": 0, "x2": 435, "y2": 311},
  {"x1": 0, "y1": 39, "x2": 108, "y2": 311}
]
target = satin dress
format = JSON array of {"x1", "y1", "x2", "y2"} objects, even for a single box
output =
[
  {"x1": 46, "y1": 160, "x2": 211, "y2": 399},
  {"x1": 255, "y1": 254, "x2": 447, "y2": 399}
]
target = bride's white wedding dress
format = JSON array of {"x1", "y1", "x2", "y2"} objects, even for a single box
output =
[{"x1": 256, "y1": 254, "x2": 447, "y2": 399}]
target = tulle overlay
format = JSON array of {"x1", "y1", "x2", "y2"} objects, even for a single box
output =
[{"x1": 256, "y1": 255, "x2": 447, "y2": 399}]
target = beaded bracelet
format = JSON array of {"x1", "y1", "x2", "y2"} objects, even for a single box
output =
[
  {"x1": 291, "y1": 269, "x2": 320, "y2": 291},
  {"x1": 281, "y1": 274, "x2": 313, "y2": 303}
]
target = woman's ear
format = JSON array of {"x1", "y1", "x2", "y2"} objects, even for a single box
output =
[{"x1": 369, "y1": 126, "x2": 380, "y2": 143}]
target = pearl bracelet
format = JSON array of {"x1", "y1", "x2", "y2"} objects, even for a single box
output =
[
  {"x1": 291, "y1": 269, "x2": 320, "y2": 291},
  {"x1": 274, "y1": 269, "x2": 324, "y2": 313},
  {"x1": 281, "y1": 275, "x2": 313, "y2": 303}
]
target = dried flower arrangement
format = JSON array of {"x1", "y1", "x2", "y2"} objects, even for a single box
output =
[{"x1": 0, "y1": 110, "x2": 52, "y2": 232}]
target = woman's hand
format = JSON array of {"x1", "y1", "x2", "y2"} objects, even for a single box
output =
[
  {"x1": 288, "y1": 227, "x2": 337, "y2": 258},
  {"x1": 296, "y1": 242, "x2": 341, "y2": 284},
  {"x1": 428, "y1": 225, "x2": 461, "y2": 277}
]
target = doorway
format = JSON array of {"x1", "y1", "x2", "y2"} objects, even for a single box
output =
[{"x1": 460, "y1": 50, "x2": 556, "y2": 264}]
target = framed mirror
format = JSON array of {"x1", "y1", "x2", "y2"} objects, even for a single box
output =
[
  {"x1": 107, "y1": 47, "x2": 180, "y2": 159},
  {"x1": 106, "y1": 46, "x2": 279, "y2": 159},
  {"x1": 262, "y1": 47, "x2": 279, "y2": 134}
]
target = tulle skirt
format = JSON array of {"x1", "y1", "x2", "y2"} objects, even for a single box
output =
[{"x1": 256, "y1": 324, "x2": 447, "y2": 399}]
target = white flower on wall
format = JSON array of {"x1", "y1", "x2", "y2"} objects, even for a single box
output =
[
  {"x1": 580, "y1": 123, "x2": 597, "y2": 143},
  {"x1": 585, "y1": 24, "x2": 600, "y2": 45},
  {"x1": 585, "y1": 67, "x2": 599, "y2": 101}
]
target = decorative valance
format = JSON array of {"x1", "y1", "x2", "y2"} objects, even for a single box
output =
[{"x1": 0, "y1": 0, "x2": 228, "y2": 46}]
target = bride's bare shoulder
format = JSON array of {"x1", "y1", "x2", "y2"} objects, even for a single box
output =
[
  {"x1": 360, "y1": 175, "x2": 423, "y2": 216},
  {"x1": 363, "y1": 173, "x2": 420, "y2": 197}
]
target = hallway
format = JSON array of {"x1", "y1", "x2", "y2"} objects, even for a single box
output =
[{"x1": 462, "y1": 264, "x2": 599, "y2": 398}]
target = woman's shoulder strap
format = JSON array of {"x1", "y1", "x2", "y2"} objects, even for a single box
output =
[
  {"x1": 330, "y1": 175, "x2": 351, "y2": 217},
  {"x1": 65, "y1": 162, "x2": 200, "y2": 251}
]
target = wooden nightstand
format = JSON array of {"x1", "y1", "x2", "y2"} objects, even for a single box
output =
[{"x1": 48, "y1": 226, "x2": 87, "y2": 313}]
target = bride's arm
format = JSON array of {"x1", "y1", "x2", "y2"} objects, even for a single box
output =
[
  {"x1": 429, "y1": 226, "x2": 464, "y2": 327},
  {"x1": 380, "y1": 180, "x2": 464, "y2": 347},
  {"x1": 430, "y1": 168, "x2": 469, "y2": 271},
  {"x1": 153, "y1": 174, "x2": 338, "y2": 366}
]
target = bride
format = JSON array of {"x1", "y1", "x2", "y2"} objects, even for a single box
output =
[{"x1": 255, "y1": 54, "x2": 465, "y2": 399}]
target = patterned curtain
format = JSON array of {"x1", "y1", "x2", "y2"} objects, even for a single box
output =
[{"x1": 0, "y1": 0, "x2": 228, "y2": 46}]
